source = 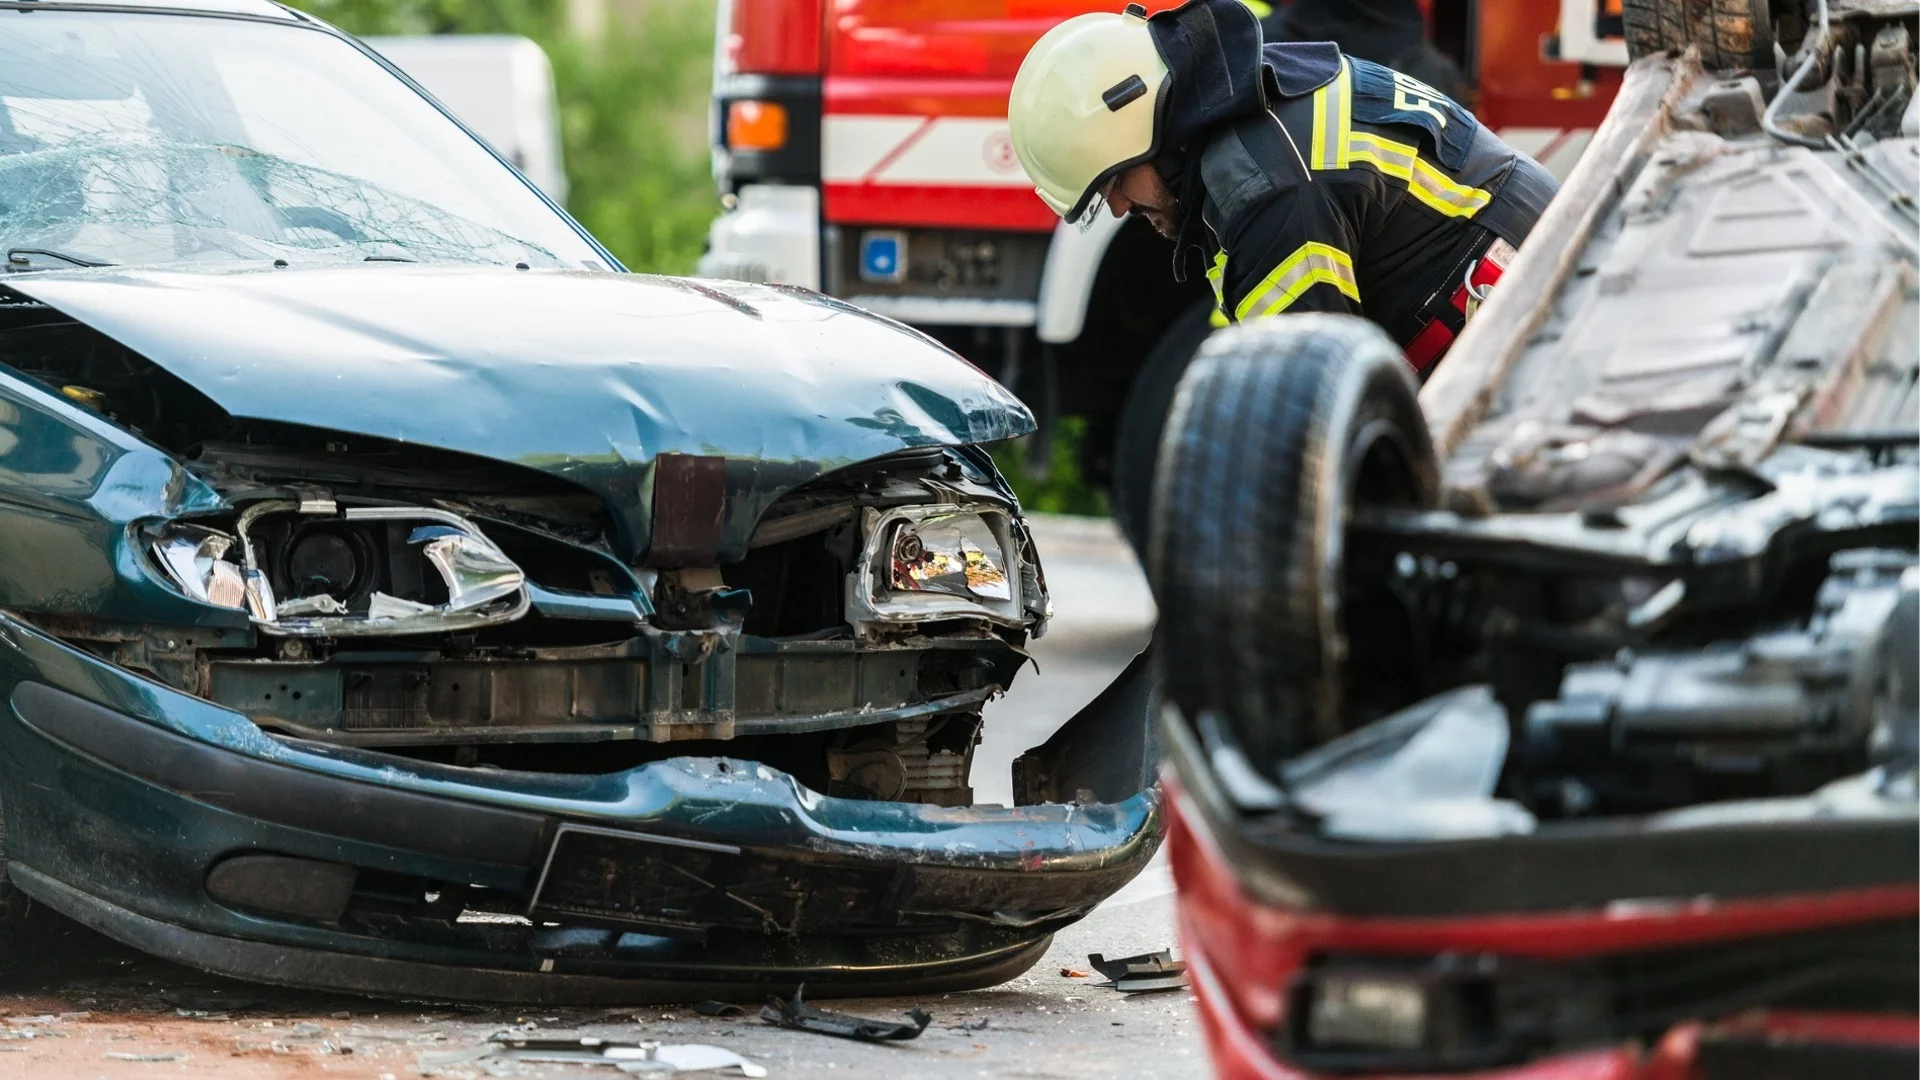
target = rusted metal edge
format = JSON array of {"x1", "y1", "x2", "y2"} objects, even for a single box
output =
[{"x1": 1420, "y1": 51, "x2": 1705, "y2": 467}]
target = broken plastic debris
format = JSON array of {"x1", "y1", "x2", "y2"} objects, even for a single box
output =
[
  {"x1": 275, "y1": 593, "x2": 350, "y2": 618},
  {"x1": 1284, "y1": 684, "x2": 1537, "y2": 841},
  {"x1": 366, "y1": 591, "x2": 435, "y2": 619},
  {"x1": 105, "y1": 1052, "x2": 188, "y2": 1062},
  {"x1": 1059, "y1": 967, "x2": 1092, "y2": 978},
  {"x1": 693, "y1": 1001, "x2": 746, "y2": 1018},
  {"x1": 412, "y1": 525, "x2": 525, "y2": 611},
  {"x1": 244, "y1": 568, "x2": 277, "y2": 621},
  {"x1": 151, "y1": 530, "x2": 237, "y2": 605},
  {"x1": 760, "y1": 985, "x2": 931, "y2": 1041},
  {"x1": 418, "y1": 1034, "x2": 765, "y2": 1076},
  {"x1": 205, "y1": 559, "x2": 247, "y2": 609},
  {"x1": 1087, "y1": 950, "x2": 1189, "y2": 994}
]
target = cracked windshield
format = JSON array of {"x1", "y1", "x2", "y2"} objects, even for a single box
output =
[{"x1": 0, "y1": 14, "x2": 605, "y2": 269}]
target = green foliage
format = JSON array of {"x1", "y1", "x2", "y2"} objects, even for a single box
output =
[
  {"x1": 991, "y1": 417, "x2": 1110, "y2": 517},
  {"x1": 293, "y1": 0, "x2": 719, "y2": 274}
]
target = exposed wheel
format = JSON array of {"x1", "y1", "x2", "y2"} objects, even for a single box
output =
[
  {"x1": 1622, "y1": 0, "x2": 1775, "y2": 71},
  {"x1": 1111, "y1": 301, "x2": 1214, "y2": 553},
  {"x1": 1148, "y1": 315, "x2": 1439, "y2": 773}
]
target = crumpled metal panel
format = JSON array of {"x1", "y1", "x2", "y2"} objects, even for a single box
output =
[
  {"x1": 0, "y1": 362, "x2": 235, "y2": 626},
  {"x1": 3, "y1": 267, "x2": 1034, "y2": 562}
]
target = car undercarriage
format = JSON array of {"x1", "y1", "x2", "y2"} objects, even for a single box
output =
[{"x1": 1151, "y1": 2, "x2": 1918, "y2": 1073}]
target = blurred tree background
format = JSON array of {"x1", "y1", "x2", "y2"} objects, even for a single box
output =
[{"x1": 293, "y1": 0, "x2": 719, "y2": 275}]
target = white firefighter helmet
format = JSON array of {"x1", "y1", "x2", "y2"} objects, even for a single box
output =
[{"x1": 1009, "y1": 5, "x2": 1171, "y2": 223}]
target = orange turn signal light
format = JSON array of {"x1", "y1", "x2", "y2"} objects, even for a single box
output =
[{"x1": 727, "y1": 100, "x2": 789, "y2": 152}]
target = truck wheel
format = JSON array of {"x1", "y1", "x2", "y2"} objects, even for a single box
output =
[
  {"x1": 1148, "y1": 315, "x2": 1439, "y2": 771},
  {"x1": 1622, "y1": 0, "x2": 1775, "y2": 71},
  {"x1": 1111, "y1": 301, "x2": 1214, "y2": 553}
]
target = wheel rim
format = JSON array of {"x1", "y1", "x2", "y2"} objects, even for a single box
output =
[{"x1": 1318, "y1": 410, "x2": 1432, "y2": 741}]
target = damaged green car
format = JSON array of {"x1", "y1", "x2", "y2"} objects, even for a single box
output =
[{"x1": 0, "y1": 0, "x2": 1159, "y2": 1001}]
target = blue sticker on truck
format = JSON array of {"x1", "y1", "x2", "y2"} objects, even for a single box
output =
[{"x1": 859, "y1": 231, "x2": 907, "y2": 283}]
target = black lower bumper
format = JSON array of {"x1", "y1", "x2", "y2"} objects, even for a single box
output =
[
  {"x1": 10, "y1": 864, "x2": 1051, "y2": 1004},
  {"x1": 0, "y1": 618, "x2": 1159, "y2": 1002}
]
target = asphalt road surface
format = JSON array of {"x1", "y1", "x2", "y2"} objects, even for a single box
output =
[{"x1": 0, "y1": 514, "x2": 1205, "y2": 1080}]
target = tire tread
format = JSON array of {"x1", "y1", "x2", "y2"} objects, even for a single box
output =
[{"x1": 1150, "y1": 316, "x2": 1435, "y2": 766}]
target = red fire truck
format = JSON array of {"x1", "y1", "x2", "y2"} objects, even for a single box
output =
[{"x1": 699, "y1": 0, "x2": 1627, "y2": 539}]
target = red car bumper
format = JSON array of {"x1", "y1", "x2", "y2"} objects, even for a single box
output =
[{"x1": 1165, "y1": 781, "x2": 1918, "y2": 1080}]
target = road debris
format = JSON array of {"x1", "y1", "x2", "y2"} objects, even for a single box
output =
[
  {"x1": 104, "y1": 1051, "x2": 189, "y2": 1062},
  {"x1": 759, "y1": 986, "x2": 931, "y2": 1042},
  {"x1": 694, "y1": 1001, "x2": 747, "y2": 1018},
  {"x1": 419, "y1": 1033, "x2": 767, "y2": 1076},
  {"x1": 1059, "y1": 967, "x2": 1091, "y2": 978},
  {"x1": 1087, "y1": 950, "x2": 1189, "y2": 994}
]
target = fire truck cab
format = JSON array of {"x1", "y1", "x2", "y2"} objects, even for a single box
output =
[{"x1": 699, "y1": 0, "x2": 1626, "y2": 536}]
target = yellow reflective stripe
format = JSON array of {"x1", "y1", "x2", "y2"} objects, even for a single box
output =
[
  {"x1": 1235, "y1": 241, "x2": 1359, "y2": 321},
  {"x1": 1309, "y1": 60, "x2": 1352, "y2": 171},
  {"x1": 1206, "y1": 250, "x2": 1230, "y2": 324},
  {"x1": 1346, "y1": 131, "x2": 1490, "y2": 218},
  {"x1": 1210, "y1": 307, "x2": 1231, "y2": 328},
  {"x1": 1237, "y1": 0, "x2": 1273, "y2": 16}
]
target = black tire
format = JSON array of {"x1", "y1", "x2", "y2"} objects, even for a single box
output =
[
  {"x1": 1148, "y1": 315, "x2": 1439, "y2": 773},
  {"x1": 1622, "y1": 0, "x2": 1775, "y2": 71},
  {"x1": 1111, "y1": 301, "x2": 1214, "y2": 553}
]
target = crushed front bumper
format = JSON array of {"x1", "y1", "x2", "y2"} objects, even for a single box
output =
[{"x1": 0, "y1": 614, "x2": 1159, "y2": 1002}]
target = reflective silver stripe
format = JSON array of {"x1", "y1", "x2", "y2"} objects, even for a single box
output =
[
  {"x1": 1347, "y1": 132, "x2": 1490, "y2": 218},
  {"x1": 1310, "y1": 61, "x2": 1351, "y2": 170},
  {"x1": 1235, "y1": 241, "x2": 1359, "y2": 320}
]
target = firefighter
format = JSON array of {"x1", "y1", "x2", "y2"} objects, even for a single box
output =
[{"x1": 1008, "y1": 0, "x2": 1558, "y2": 375}]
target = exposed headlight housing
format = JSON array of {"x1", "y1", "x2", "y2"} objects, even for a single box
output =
[
  {"x1": 148, "y1": 502, "x2": 529, "y2": 636},
  {"x1": 847, "y1": 504, "x2": 1033, "y2": 638}
]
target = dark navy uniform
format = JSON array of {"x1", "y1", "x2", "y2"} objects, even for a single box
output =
[
  {"x1": 1141, "y1": 0, "x2": 1556, "y2": 373},
  {"x1": 1197, "y1": 48, "x2": 1557, "y2": 371}
]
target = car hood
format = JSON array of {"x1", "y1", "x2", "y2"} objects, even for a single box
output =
[{"x1": 5, "y1": 265, "x2": 1031, "y2": 559}]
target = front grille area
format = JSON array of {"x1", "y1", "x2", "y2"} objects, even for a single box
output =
[{"x1": 204, "y1": 641, "x2": 955, "y2": 745}]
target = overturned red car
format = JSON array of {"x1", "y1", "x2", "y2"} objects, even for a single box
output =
[{"x1": 1151, "y1": 0, "x2": 1920, "y2": 1076}]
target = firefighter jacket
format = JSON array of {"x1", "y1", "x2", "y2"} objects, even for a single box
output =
[{"x1": 1192, "y1": 46, "x2": 1558, "y2": 349}]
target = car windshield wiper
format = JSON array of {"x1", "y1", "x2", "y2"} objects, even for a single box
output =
[{"x1": 6, "y1": 248, "x2": 114, "y2": 271}]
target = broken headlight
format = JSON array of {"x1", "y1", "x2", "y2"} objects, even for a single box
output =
[
  {"x1": 847, "y1": 504, "x2": 1030, "y2": 636},
  {"x1": 888, "y1": 513, "x2": 1013, "y2": 602},
  {"x1": 149, "y1": 503, "x2": 529, "y2": 636}
]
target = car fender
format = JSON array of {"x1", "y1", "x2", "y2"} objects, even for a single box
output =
[{"x1": 0, "y1": 365, "x2": 234, "y2": 626}]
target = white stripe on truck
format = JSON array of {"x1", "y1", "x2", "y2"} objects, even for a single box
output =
[{"x1": 823, "y1": 115, "x2": 1032, "y2": 187}]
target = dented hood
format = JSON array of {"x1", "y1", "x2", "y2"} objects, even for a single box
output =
[{"x1": 6, "y1": 265, "x2": 1032, "y2": 556}]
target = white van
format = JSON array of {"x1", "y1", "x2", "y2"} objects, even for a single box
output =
[{"x1": 366, "y1": 34, "x2": 568, "y2": 204}]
